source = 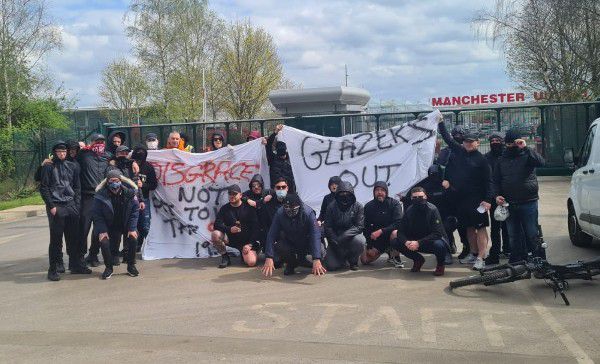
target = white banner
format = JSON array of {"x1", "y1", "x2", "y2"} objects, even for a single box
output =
[
  {"x1": 142, "y1": 139, "x2": 270, "y2": 260},
  {"x1": 279, "y1": 110, "x2": 441, "y2": 215}
]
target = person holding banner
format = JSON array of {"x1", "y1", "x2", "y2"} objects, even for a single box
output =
[
  {"x1": 265, "y1": 124, "x2": 296, "y2": 193},
  {"x1": 323, "y1": 181, "x2": 365, "y2": 271},
  {"x1": 262, "y1": 194, "x2": 326, "y2": 277},
  {"x1": 92, "y1": 169, "x2": 140, "y2": 280},
  {"x1": 164, "y1": 131, "x2": 185, "y2": 151},
  {"x1": 212, "y1": 184, "x2": 260, "y2": 268},
  {"x1": 392, "y1": 187, "x2": 448, "y2": 276},
  {"x1": 360, "y1": 181, "x2": 403, "y2": 267}
]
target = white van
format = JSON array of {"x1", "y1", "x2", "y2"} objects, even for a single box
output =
[{"x1": 567, "y1": 117, "x2": 600, "y2": 246}]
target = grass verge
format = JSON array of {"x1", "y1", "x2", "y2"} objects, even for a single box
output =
[{"x1": 0, "y1": 194, "x2": 44, "y2": 211}]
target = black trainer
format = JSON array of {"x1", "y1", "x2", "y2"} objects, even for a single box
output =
[
  {"x1": 56, "y1": 259, "x2": 66, "y2": 274},
  {"x1": 283, "y1": 263, "x2": 296, "y2": 276},
  {"x1": 218, "y1": 254, "x2": 231, "y2": 269},
  {"x1": 101, "y1": 267, "x2": 113, "y2": 279},
  {"x1": 47, "y1": 268, "x2": 60, "y2": 281},
  {"x1": 86, "y1": 255, "x2": 100, "y2": 267},
  {"x1": 457, "y1": 246, "x2": 470, "y2": 260},
  {"x1": 349, "y1": 263, "x2": 359, "y2": 271},
  {"x1": 71, "y1": 264, "x2": 92, "y2": 274},
  {"x1": 127, "y1": 264, "x2": 139, "y2": 277}
]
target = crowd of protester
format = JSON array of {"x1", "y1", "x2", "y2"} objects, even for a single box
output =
[{"x1": 37, "y1": 115, "x2": 546, "y2": 281}]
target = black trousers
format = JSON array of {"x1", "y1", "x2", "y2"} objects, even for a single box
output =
[
  {"x1": 324, "y1": 235, "x2": 365, "y2": 271},
  {"x1": 393, "y1": 239, "x2": 448, "y2": 266},
  {"x1": 100, "y1": 231, "x2": 137, "y2": 268},
  {"x1": 274, "y1": 240, "x2": 326, "y2": 267},
  {"x1": 80, "y1": 194, "x2": 100, "y2": 257},
  {"x1": 47, "y1": 205, "x2": 79, "y2": 268}
]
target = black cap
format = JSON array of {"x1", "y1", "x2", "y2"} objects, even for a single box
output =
[
  {"x1": 66, "y1": 139, "x2": 80, "y2": 150},
  {"x1": 504, "y1": 128, "x2": 521, "y2": 144},
  {"x1": 283, "y1": 193, "x2": 302, "y2": 206},
  {"x1": 488, "y1": 132, "x2": 504, "y2": 142},
  {"x1": 52, "y1": 141, "x2": 68, "y2": 151},
  {"x1": 145, "y1": 133, "x2": 158, "y2": 141},
  {"x1": 91, "y1": 133, "x2": 105, "y2": 142},
  {"x1": 463, "y1": 131, "x2": 479, "y2": 141},
  {"x1": 106, "y1": 169, "x2": 122, "y2": 180},
  {"x1": 115, "y1": 145, "x2": 130, "y2": 153},
  {"x1": 228, "y1": 184, "x2": 242, "y2": 194}
]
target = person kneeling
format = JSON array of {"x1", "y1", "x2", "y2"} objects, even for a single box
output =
[
  {"x1": 262, "y1": 194, "x2": 326, "y2": 277},
  {"x1": 212, "y1": 184, "x2": 260, "y2": 268},
  {"x1": 92, "y1": 170, "x2": 140, "y2": 279},
  {"x1": 392, "y1": 187, "x2": 449, "y2": 276}
]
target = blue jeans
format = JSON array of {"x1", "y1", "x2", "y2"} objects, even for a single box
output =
[
  {"x1": 505, "y1": 200, "x2": 540, "y2": 263},
  {"x1": 137, "y1": 197, "x2": 151, "y2": 242}
]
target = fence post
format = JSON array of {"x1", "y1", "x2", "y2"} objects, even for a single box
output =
[
  {"x1": 192, "y1": 124, "x2": 198, "y2": 150},
  {"x1": 375, "y1": 114, "x2": 380, "y2": 132},
  {"x1": 496, "y1": 109, "x2": 502, "y2": 131},
  {"x1": 260, "y1": 121, "x2": 265, "y2": 137},
  {"x1": 539, "y1": 106, "x2": 546, "y2": 158}
]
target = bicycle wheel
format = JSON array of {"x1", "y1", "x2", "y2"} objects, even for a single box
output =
[{"x1": 449, "y1": 270, "x2": 511, "y2": 289}]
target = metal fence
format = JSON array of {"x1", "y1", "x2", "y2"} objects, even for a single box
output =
[{"x1": 106, "y1": 101, "x2": 600, "y2": 172}]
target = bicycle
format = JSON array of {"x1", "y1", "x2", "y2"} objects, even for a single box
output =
[{"x1": 449, "y1": 227, "x2": 600, "y2": 305}]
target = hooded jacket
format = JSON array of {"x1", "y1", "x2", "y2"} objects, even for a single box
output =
[
  {"x1": 324, "y1": 181, "x2": 364, "y2": 244},
  {"x1": 213, "y1": 200, "x2": 259, "y2": 249},
  {"x1": 106, "y1": 131, "x2": 126, "y2": 157},
  {"x1": 131, "y1": 146, "x2": 158, "y2": 199},
  {"x1": 485, "y1": 134, "x2": 505, "y2": 174},
  {"x1": 77, "y1": 144, "x2": 111, "y2": 196},
  {"x1": 396, "y1": 201, "x2": 448, "y2": 246},
  {"x1": 318, "y1": 176, "x2": 342, "y2": 222},
  {"x1": 242, "y1": 174, "x2": 271, "y2": 239},
  {"x1": 39, "y1": 157, "x2": 81, "y2": 210},
  {"x1": 266, "y1": 132, "x2": 296, "y2": 192},
  {"x1": 363, "y1": 181, "x2": 402, "y2": 241},
  {"x1": 492, "y1": 146, "x2": 545, "y2": 204},
  {"x1": 264, "y1": 202, "x2": 322, "y2": 260},
  {"x1": 92, "y1": 182, "x2": 139, "y2": 235},
  {"x1": 438, "y1": 122, "x2": 493, "y2": 203}
]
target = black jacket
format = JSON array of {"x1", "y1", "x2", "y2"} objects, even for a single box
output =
[
  {"x1": 363, "y1": 189, "x2": 402, "y2": 242},
  {"x1": 438, "y1": 123, "x2": 493, "y2": 202},
  {"x1": 242, "y1": 174, "x2": 271, "y2": 239},
  {"x1": 39, "y1": 158, "x2": 81, "y2": 210},
  {"x1": 214, "y1": 201, "x2": 259, "y2": 248},
  {"x1": 131, "y1": 146, "x2": 158, "y2": 199},
  {"x1": 266, "y1": 132, "x2": 296, "y2": 192},
  {"x1": 318, "y1": 192, "x2": 336, "y2": 222},
  {"x1": 264, "y1": 203, "x2": 322, "y2": 259},
  {"x1": 92, "y1": 184, "x2": 139, "y2": 235},
  {"x1": 396, "y1": 202, "x2": 447, "y2": 245},
  {"x1": 77, "y1": 148, "x2": 111, "y2": 196},
  {"x1": 324, "y1": 182, "x2": 364, "y2": 244},
  {"x1": 106, "y1": 131, "x2": 126, "y2": 157},
  {"x1": 484, "y1": 147, "x2": 504, "y2": 174},
  {"x1": 492, "y1": 147, "x2": 545, "y2": 204}
]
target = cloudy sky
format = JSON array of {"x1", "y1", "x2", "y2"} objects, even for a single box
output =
[{"x1": 46, "y1": 0, "x2": 514, "y2": 108}]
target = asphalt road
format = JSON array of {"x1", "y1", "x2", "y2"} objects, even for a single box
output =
[{"x1": 1, "y1": 177, "x2": 599, "y2": 363}]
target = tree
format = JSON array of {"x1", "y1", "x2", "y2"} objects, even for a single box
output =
[
  {"x1": 0, "y1": 0, "x2": 61, "y2": 128},
  {"x1": 99, "y1": 58, "x2": 149, "y2": 125},
  {"x1": 475, "y1": 0, "x2": 600, "y2": 102},
  {"x1": 219, "y1": 20, "x2": 283, "y2": 119}
]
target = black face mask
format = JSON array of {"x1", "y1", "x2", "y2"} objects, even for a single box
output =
[
  {"x1": 338, "y1": 194, "x2": 353, "y2": 207},
  {"x1": 117, "y1": 156, "x2": 128, "y2": 163},
  {"x1": 411, "y1": 196, "x2": 427, "y2": 206},
  {"x1": 490, "y1": 143, "x2": 503, "y2": 154},
  {"x1": 284, "y1": 205, "x2": 300, "y2": 218},
  {"x1": 507, "y1": 145, "x2": 520, "y2": 155},
  {"x1": 453, "y1": 136, "x2": 464, "y2": 144}
]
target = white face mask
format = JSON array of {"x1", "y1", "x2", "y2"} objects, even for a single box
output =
[{"x1": 146, "y1": 141, "x2": 158, "y2": 150}]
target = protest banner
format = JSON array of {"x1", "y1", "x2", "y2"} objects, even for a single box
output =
[
  {"x1": 142, "y1": 139, "x2": 269, "y2": 260},
  {"x1": 278, "y1": 110, "x2": 440, "y2": 215}
]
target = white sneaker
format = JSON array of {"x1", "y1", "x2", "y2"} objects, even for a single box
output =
[
  {"x1": 473, "y1": 258, "x2": 485, "y2": 271},
  {"x1": 459, "y1": 253, "x2": 477, "y2": 264}
]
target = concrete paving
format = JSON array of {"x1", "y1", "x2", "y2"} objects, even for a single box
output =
[{"x1": 1, "y1": 177, "x2": 599, "y2": 363}]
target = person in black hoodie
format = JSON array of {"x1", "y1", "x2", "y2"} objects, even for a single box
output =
[
  {"x1": 262, "y1": 194, "x2": 327, "y2": 277},
  {"x1": 78, "y1": 133, "x2": 111, "y2": 267},
  {"x1": 131, "y1": 146, "x2": 158, "y2": 250},
  {"x1": 323, "y1": 181, "x2": 365, "y2": 271},
  {"x1": 360, "y1": 181, "x2": 403, "y2": 266},
  {"x1": 493, "y1": 128, "x2": 545, "y2": 263},
  {"x1": 242, "y1": 174, "x2": 272, "y2": 247},
  {"x1": 40, "y1": 141, "x2": 92, "y2": 281},
  {"x1": 212, "y1": 184, "x2": 260, "y2": 268},
  {"x1": 485, "y1": 133, "x2": 510, "y2": 264},
  {"x1": 106, "y1": 130, "x2": 126, "y2": 157},
  {"x1": 317, "y1": 176, "x2": 341, "y2": 224},
  {"x1": 92, "y1": 169, "x2": 140, "y2": 279},
  {"x1": 265, "y1": 124, "x2": 296, "y2": 193},
  {"x1": 438, "y1": 116, "x2": 493, "y2": 271},
  {"x1": 392, "y1": 187, "x2": 448, "y2": 276}
]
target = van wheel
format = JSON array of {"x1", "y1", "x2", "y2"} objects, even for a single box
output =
[{"x1": 568, "y1": 203, "x2": 593, "y2": 247}]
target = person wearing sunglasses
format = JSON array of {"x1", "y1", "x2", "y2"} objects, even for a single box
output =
[
  {"x1": 212, "y1": 184, "x2": 260, "y2": 269},
  {"x1": 392, "y1": 187, "x2": 449, "y2": 276}
]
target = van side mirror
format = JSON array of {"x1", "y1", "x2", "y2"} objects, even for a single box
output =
[{"x1": 563, "y1": 148, "x2": 577, "y2": 169}]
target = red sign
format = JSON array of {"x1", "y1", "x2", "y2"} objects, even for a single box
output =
[{"x1": 431, "y1": 92, "x2": 526, "y2": 107}]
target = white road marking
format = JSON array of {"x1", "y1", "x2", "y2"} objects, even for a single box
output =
[
  {"x1": 420, "y1": 308, "x2": 436, "y2": 343},
  {"x1": 481, "y1": 314, "x2": 504, "y2": 347},
  {"x1": 0, "y1": 234, "x2": 24, "y2": 245},
  {"x1": 312, "y1": 303, "x2": 358, "y2": 335},
  {"x1": 232, "y1": 302, "x2": 292, "y2": 333},
  {"x1": 353, "y1": 306, "x2": 408, "y2": 340}
]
